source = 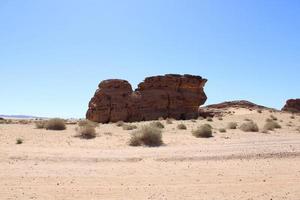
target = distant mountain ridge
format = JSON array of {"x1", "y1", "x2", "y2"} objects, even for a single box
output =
[{"x1": 0, "y1": 115, "x2": 43, "y2": 119}]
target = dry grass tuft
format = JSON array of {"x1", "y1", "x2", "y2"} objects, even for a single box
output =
[
  {"x1": 263, "y1": 120, "x2": 281, "y2": 131},
  {"x1": 177, "y1": 123, "x2": 187, "y2": 130},
  {"x1": 45, "y1": 118, "x2": 66, "y2": 130},
  {"x1": 122, "y1": 124, "x2": 138, "y2": 130},
  {"x1": 206, "y1": 117, "x2": 213, "y2": 122},
  {"x1": 219, "y1": 128, "x2": 226, "y2": 133},
  {"x1": 76, "y1": 125, "x2": 96, "y2": 139},
  {"x1": 166, "y1": 118, "x2": 173, "y2": 124},
  {"x1": 192, "y1": 124, "x2": 213, "y2": 138},
  {"x1": 129, "y1": 125, "x2": 163, "y2": 147},
  {"x1": 227, "y1": 122, "x2": 238, "y2": 129},
  {"x1": 239, "y1": 121, "x2": 259, "y2": 132},
  {"x1": 16, "y1": 138, "x2": 23, "y2": 144},
  {"x1": 116, "y1": 121, "x2": 125, "y2": 127},
  {"x1": 150, "y1": 121, "x2": 165, "y2": 129},
  {"x1": 78, "y1": 120, "x2": 98, "y2": 128},
  {"x1": 270, "y1": 115, "x2": 278, "y2": 121},
  {"x1": 35, "y1": 120, "x2": 47, "y2": 129}
]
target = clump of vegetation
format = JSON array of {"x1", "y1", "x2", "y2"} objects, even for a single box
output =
[
  {"x1": 166, "y1": 118, "x2": 173, "y2": 124},
  {"x1": 197, "y1": 116, "x2": 204, "y2": 120},
  {"x1": 116, "y1": 121, "x2": 125, "y2": 127},
  {"x1": 192, "y1": 124, "x2": 213, "y2": 138},
  {"x1": 244, "y1": 118, "x2": 252, "y2": 121},
  {"x1": 45, "y1": 118, "x2": 66, "y2": 130},
  {"x1": 150, "y1": 121, "x2": 164, "y2": 129},
  {"x1": 191, "y1": 119, "x2": 197, "y2": 123},
  {"x1": 270, "y1": 115, "x2": 277, "y2": 121},
  {"x1": 177, "y1": 123, "x2": 187, "y2": 130},
  {"x1": 16, "y1": 138, "x2": 23, "y2": 144},
  {"x1": 206, "y1": 117, "x2": 213, "y2": 122},
  {"x1": 76, "y1": 125, "x2": 96, "y2": 139},
  {"x1": 239, "y1": 121, "x2": 259, "y2": 132},
  {"x1": 158, "y1": 117, "x2": 164, "y2": 121},
  {"x1": 227, "y1": 122, "x2": 238, "y2": 129},
  {"x1": 129, "y1": 125, "x2": 163, "y2": 147},
  {"x1": 35, "y1": 120, "x2": 47, "y2": 129},
  {"x1": 257, "y1": 109, "x2": 262, "y2": 113},
  {"x1": 263, "y1": 119, "x2": 281, "y2": 131},
  {"x1": 219, "y1": 128, "x2": 226, "y2": 133},
  {"x1": 122, "y1": 124, "x2": 138, "y2": 130},
  {"x1": 218, "y1": 117, "x2": 223, "y2": 121},
  {"x1": 78, "y1": 120, "x2": 98, "y2": 128},
  {"x1": 290, "y1": 115, "x2": 295, "y2": 119}
]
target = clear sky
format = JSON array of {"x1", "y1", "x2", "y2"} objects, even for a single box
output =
[{"x1": 0, "y1": 0, "x2": 299, "y2": 118}]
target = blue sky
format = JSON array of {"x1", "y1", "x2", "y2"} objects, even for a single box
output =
[{"x1": 0, "y1": 0, "x2": 299, "y2": 118}]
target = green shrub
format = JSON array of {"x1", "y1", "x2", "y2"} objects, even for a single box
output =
[
  {"x1": 45, "y1": 118, "x2": 66, "y2": 130},
  {"x1": 129, "y1": 125, "x2": 163, "y2": 147},
  {"x1": 150, "y1": 121, "x2": 164, "y2": 129},
  {"x1": 177, "y1": 123, "x2": 187, "y2": 130},
  {"x1": 227, "y1": 122, "x2": 238, "y2": 129},
  {"x1": 239, "y1": 121, "x2": 259, "y2": 132},
  {"x1": 263, "y1": 120, "x2": 281, "y2": 131},
  {"x1": 192, "y1": 124, "x2": 213, "y2": 138}
]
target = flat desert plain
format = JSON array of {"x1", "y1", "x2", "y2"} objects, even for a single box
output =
[{"x1": 1, "y1": 108, "x2": 300, "y2": 200}]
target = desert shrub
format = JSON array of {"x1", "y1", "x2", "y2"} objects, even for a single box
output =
[
  {"x1": 166, "y1": 118, "x2": 173, "y2": 124},
  {"x1": 239, "y1": 121, "x2": 259, "y2": 132},
  {"x1": 197, "y1": 116, "x2": 204, "y2": 120},
  {"x1": 206, "y1": 117, "x2": 213, "y2": 122},
  {"x1": 129, "y1": 125, "x2": 163, "y2": 147},
  {"x1": 122, "y1": 124, "x2": 137, "y2": 130},
  {"x1": 290, "y1": 115, "x2": 295, "y2": 119},
  {"x1": 270, "y1": 115, "x2": 277, "y2": 121},
  {"x1": 78, "y1": 120, "x2": 98, "y2": 128},
  {"x1": 45, "y1": 118, "x2": 66, "y2": 130},
  {"x1": 35, "y1": 120, "x2": 47, "y2": 129},
  {"x1": 263, "y1": 120, "x2": 281, "y2": 131},
  {"x1": 219, "y1": 128, "x2": 226, "y2": 133},
  {"x1": 177, "y1": 123, "x2": 187, "y2": 130},
  {"x1": 218, "y1": 117, "x2": 223, "y2": 121},
  {"x1": 244, "y1": 118, "x2": 252, "y2": 121},
  {"x1": 16, "y1": 138, "x2": 23, "y2": 144},
  {"x1": 192, "y1": 124, "x2": 213, "y2": 138},
  {"x1": 158, "y1": 117, "x2": 164, "y2": 121},
  {"x1": 116, "y1": 121, "x2": 124, "y2": 127},
  {"x1": 227, "y1": 122, "x2": 238, "y2": 129},
  {"x1": 191, "y1": 119, "x2": 196, "y2": 122},
  {"x1": 257, "y1": 109, "x2": 262, "y2": 113},
  {"x1": 76, "y1": 125, "x2": 96, "y2": 139},
  {"x1": 150, "y1": 121, "x2": 164, "y2": 129}
]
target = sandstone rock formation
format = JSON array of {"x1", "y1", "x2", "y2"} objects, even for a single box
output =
[
  {"x1": 282, "y1": 99, "x2": 300, "y2": 113},
  {"x1": 199, "y1": 100, "x2": 275, "y2": 117},
  {"x1": 86, "y1": 74, "x2": 207, "y2": 123}
]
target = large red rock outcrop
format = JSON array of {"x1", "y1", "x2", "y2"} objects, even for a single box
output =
[
  {"x1": 282, "y1": 99, "x2": 300, "y2": 113},
  {"x1": 86, "y1": 74, "x2": 207, "y2": 123}
]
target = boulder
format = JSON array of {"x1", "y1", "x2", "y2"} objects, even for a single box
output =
[
  {"x1": 282, "y1": 99, "x2": 300, "y2": 113},
  {"x1": 86, "y1": 74, "x2": 207, "y2": 123}
]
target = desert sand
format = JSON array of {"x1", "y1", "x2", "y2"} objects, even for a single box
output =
[{"x1": 1, "y1": 108, "x2": 300, "y2": 200}]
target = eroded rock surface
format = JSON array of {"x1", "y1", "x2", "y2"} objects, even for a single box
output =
[
  {"x1": 86, "y1": 74, "x2": 207, "y2": 123},
  {"x1": 282, "y1": 99, "x2": 300, "y2": 113}
]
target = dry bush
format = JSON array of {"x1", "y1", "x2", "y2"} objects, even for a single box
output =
[
  {"x1": 150, "y1": 121, "x2": 164, "y2": 129},
  {"x1": 177, "y1": 123, "x2": 187, "y2": 130},
  {"x1": 76, "y1": 125, "x2": 96, "y2": 139},
  {"x1": 244, "y1": 118, "x2": 252, "y2": 121},
  {"x1": 35, "y1": 120, "x2": 47, "y2": 129},
  {"x1": 158, "y1": 117, "x2": 164, "y2": 121},
  {"x1": 219, "y1": 128, "x2": 226, "y2": 133},
  {"x1": 45, "y1": 118, "x2": 66, "y2": 130},
  {"x1": 122, "y1": 124, "x2": 138, "y2": 130},
  {"x1": 290, "y1": 115, "x2": 295, "y2": 119},
  {"x1": 197, "y1": 116, "x2": 204, "y2": 120},
  {"x1": 116, "y1": 121, "x2": 124, "y2": 127},
  {"x1": 191, "y1": 119, "x2": 196, "y2": 122},
  {"x1": 16, "y1": 138, "x2": 23, "y2": 144},
  {"x1": 218, "y1": 117, "x2": 223, "y2": 121},
  {"x1": 78, "y1": 120, "x2": 98, "y2": 128},
  {"x1": 270, "y1": 115, "x2": 277, "y2": 121},
  {"x1": 257, "y1": 109, "x2": 262, "y2": 113},
  {"x1": 166, "y1": 118, "x2": 173, "y2": 124},
  {"x1": 227, "y1": 122, "x2": 238, "y2": 129},
  {"x1": 129, "y1": 125, "x2": 163, "y2": 147},
  {"x1": 239, "y1": 121, "x2": 259, "y2": 132},
  {"x1": 206, "y1": 117, "x2": 213, "y2": 122},
  {"x1": 263, "y1": 120, "x2": 281, "y2": 131},
  {"x1": 192, "y1": 124, "x2": 213, "y2": 138}
]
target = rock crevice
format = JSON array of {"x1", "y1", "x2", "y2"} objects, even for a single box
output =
[{"x1": 86, "y1": 74, "x2": 207, "y2": 123}]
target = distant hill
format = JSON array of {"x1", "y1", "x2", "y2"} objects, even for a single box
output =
[{"x1": 0, "y1": 115, "x2": 43, "y2": 119}]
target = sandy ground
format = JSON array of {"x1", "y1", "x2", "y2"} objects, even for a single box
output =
[{"x1": 1, "y1": 108, "x2": 300, "y2": 200}]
